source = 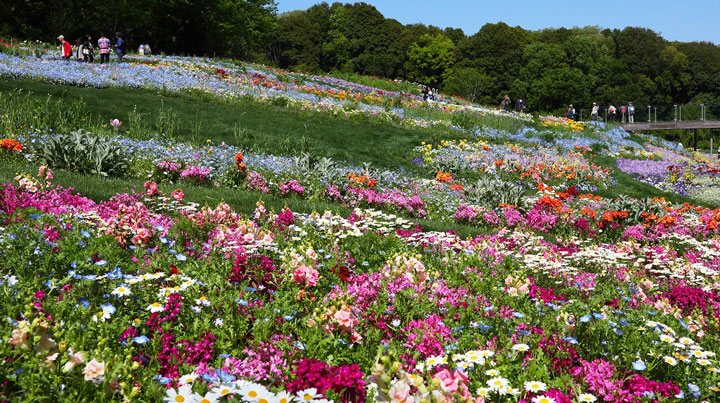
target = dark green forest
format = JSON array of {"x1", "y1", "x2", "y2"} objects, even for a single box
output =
[{"x1": 2, "y1": 0, "x2": 719, "y2": 114}]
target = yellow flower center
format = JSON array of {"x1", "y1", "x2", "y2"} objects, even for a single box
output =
[
  {"x1": 220, "y1": 389, "x2": 230, "y2": 395},
  {"x1": 280, "y1": 399, "x2": 288, "y2": 403},
  {"x1": 175, "y1": 396, "x2": 185, "y2": 403},
  {"x1": 259, "y1": 399, "x2": 269, "y2": 403},
  {"x1": 249, "y1": 391, "x2": 258, "y2": 398},
  {"x1": 118, "y1": 288, "x2": 125, "y2": 292},
  {"x1": 303, "y1": 394, "x2": 313, "y2": 401},
  {"x1": 201, "y1": 399, "x2": 210, "y2": 403}
]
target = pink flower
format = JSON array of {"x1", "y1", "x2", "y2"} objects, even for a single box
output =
[
  {"x1": 171, "y1": 189, "x2": 184, "y2": 201},
  {"x1": 83, "y1": 358, "x2": 106, "y2": 383},
  {"x1": 389, "y1": 380, "x2": 411, "y2": 403},
  {"x1": 8, "y1": 328, "x2": 29, "y2": 349},
  {"x1": 109, "y1": 119, "x2": 122, "y2": 130},
  {"x1": 144, "y1": 181, "x2": 158, "y2": 196},
  {"x1": 334, "y1": 309, "x2": 356, "y2": 328},
  {"x1": 63, "y1": 349, "x2": 84, "y2": 372}
]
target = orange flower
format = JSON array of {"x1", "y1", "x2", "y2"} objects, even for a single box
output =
[
  {"x1": 450, "y1": 183, "x2": 464, "y2": 191},
  {"x1": 0, "y1": 138, "x2": 22, "y2": 152},
  {"x1": 435, "y1": 170, "x2": 453, "y2": 183},
  {"x1": 494, "y1": 160, "x2": 503, "y2": 166}
]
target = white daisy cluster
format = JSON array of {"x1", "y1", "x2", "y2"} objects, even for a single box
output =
[{"x1": 165, "y1": 381, "x2": 332, "y2": 403}]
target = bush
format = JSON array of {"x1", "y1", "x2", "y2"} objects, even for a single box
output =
[{"x1": 39, "y1": 129, "x2": 128, "y2": 177}]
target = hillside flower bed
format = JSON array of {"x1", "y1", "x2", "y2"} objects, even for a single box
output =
[
  {"x1": 2, "y1": 170, "x2": 720, "y2": 402},
  {"x1": 617, "y1": 145, "x2": 720, "y2": 204}
]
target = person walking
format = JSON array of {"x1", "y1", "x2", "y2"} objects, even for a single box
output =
[
  {"x1": 144, "y1": 43, "x2": 152, "y2": 55},
  {"x1": 591, "y1": 102, "x2": 599, "y2": 121},
  {"x1": 608, "y1": 105, "x2": 617, "y2": 122},
  {"x1": 114, "y1": 32, "x2": 125, "y2": 62},
  {"x1": 515, "y1": 97, "x2": 526, "y2": 113},
  {"x1": 57, "y1": 35, "x2": 72, "y2": 60},
  {"x1": 138, "y1": 43, "x2": 145, "y2": 56},
  {"x1": 501, "y1": 95, "x2": 511, "y2": 112},
  {"x1": 98, "y1": 33, "x2": 111, "y2": 64},
  {"x1": 83, "y1": 35, "x2": 94, "y2": 63},
  {"x1": 628, "y1": 102, "x2": 635, "y2": 123},
  {"x1": 75, "y1": 38, "x2": 84, "y2": 61},
  {"x1": 568, "y1": 104, "x2": 575, "y2": 120}
]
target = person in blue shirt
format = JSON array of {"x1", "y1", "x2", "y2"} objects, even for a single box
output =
[{"x1": 114, "y1": 33, "x2": 125, "y2": 62}]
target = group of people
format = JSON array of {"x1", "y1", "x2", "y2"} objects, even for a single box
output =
[
  {"x1": 422, "y1": 87, "x2": 436, "y2": 102},
  {"x1": 56, "y1": 32, "x2": 150, "y2": 63},
  {"x1": 500, "y1": 95, "x2": 526, "y2": 113},
  {"x1": 563, "y1": 102, "x2": 635, "y2": 122}
]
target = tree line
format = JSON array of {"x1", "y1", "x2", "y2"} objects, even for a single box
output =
[{"x1": 2, "y1": 1, "x2": 719, "y2": 115}]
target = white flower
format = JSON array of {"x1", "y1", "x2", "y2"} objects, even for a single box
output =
[
  {"x1": 475, "y1": 387, "x2": 490, "y2": 397},
  {"x1": 238, "y1": 382, "x2": 269, "y2": 402},
  {"x1": 679, "y1": 337, "x2": 694, "y2": 345},
  {"x1": 532, "y1": 395, "x2": 556, "y2": 403},
  {"x1": 512, "y1": 343, "x2": 530, "y2": 352},
  {"x1": 485, "y1": 369, "x2": 500, "y2": 376},
  {"x1": 577, "y1": 393, "x2": 597, "y2": 402},
  {"x1": 111, "y1": 285, "x2": 131, "y2": 297},
  {"x1": 164, "y1": 385, "x2": 194, "y2": 403},
  {"x1": 295, "y1": 388, "x2": 323, "y2": 402},
  {"x1": 179, "y1": 373, "x2": 198, "y2": 385},
  {"x1": 486, "y1": 376, "x2": 509, "y2": 390},
  {"x1": 195, "y1": 296, "x2": 211, "y2": 306},
  {"x1": 147, "y1": 302, "x2": 164, "y2": 313},
  {"x1": 524, "y1": 381, "x2": 547, "y2": 392},
  {"x1": 659, "y1": 334, "x2": 675, "y2": 343},
  {"x1": 214, "y1": 318, "x2": 224, "y2": 327},
  {"x1": 274, "y1": 391, "x2": 294, "y2": 403},
  {"x1": 664, "y1": 356, "x2": 678, "y2": 366},
  {"x1": 211, "y1": 384, "x2": 238, "y2": 396}
]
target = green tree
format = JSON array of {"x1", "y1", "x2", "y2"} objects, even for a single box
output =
[
  {"x1": 406, "y1": 33, "x2": 456, "y2": 87},
  {"x1": 443, "y1": 67, "x2": 491, "y2": 103}
]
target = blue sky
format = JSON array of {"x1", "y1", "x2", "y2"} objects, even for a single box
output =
[{"x1": 277, "y1": 1, "x2": 720, "y2": 44}]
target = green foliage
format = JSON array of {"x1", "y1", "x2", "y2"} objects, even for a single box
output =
[
  {"x1": 39, "y1": 129, "x2": 128, "y2": 177},
  {"x1": 443, "y1": 67, "x2": 491, "y2": 102},
  {"x1": 406, "y1": 34, "x2": 456, "y2": 87}
]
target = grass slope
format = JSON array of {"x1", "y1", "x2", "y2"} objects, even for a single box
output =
[{"x1": 0, "y1": 78, "x2": 456, "y2": 172}]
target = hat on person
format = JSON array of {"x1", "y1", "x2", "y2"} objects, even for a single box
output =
[
  {"x1": 569, "y1": 104, "x2": 573, "y2": 107},
  {"x1": 593, "y1": 102, "x2": 596, "y2": 105},
  {"x1": 57, "y1": 35, "x2": 64, "y2": 40},
  {"x1": 629, "y1": 102, "x2": 633, "y2": 105}
]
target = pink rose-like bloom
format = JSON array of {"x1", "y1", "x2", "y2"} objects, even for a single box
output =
[
  {"x1": 83, "y1": 358, "x2": 106, "y2": 383},
  {"x1": 292, "y1": 265, "x2": 319, "y2": 287},
  {"x1": 63, "y1": 349, "x2": 84, "y2": 372},
  {"x1": 144, "y1": 181, "x2": 158, "y2": 196},
  {"x1": 110, "y1": 119, "x2": 122, "y2": 130},
  {"x1": 8, "y1": 328, "x2": 29, "y2": 349},
  {"x1": 389, "y1": 380, "x2": 411, "y2": 403},
  {"x1": 334, "y1": 309, "x2": 356, "y2": 329},
  {"x1": 171, "y1": 189, "x2": 184, "y2": 201}
]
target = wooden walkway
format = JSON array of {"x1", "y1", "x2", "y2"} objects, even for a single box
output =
[{"x1": 620, "y1": 121, "x2": 720, "y2": 131}]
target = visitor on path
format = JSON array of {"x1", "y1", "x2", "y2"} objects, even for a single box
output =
[
  {"x1": 75, "y1": 38, "x2": 84, "y2": 62},
  {"x1": 608, "y1": 105, "x2": 617, "y2": 122},
  {"x1": 620, "y1": 105, "x2": 627, "y2": 123},
  {"x1": 114, "y1": 33, "x2": 125, "y2": 62},
  {"x1": 83, "y1": 35, "x2": 94, "y2": 63},
  {"x1": 591, "y1": 102, "x2": 599, "y2": 121},
  {"x1": 57, "y1": 35, "x2": 72, "y2": 60},
  {"x1": 98, "y1": 33, "x2": 111, "y2": 64},
  {"x1": 138, "y1": 44, "x2": 145, "y2": 56},
  {"x1": 567, "y1": 104, "x2": 575, "y2": 120},
  {"x1": 144, "y1": 44, "x2": 152, "y2": 55},
  {"x1": 501, "y1": 95, "x2": 511, "y2": 112},
  {"x1": 515, "y1": 97, "x2": 525, "y2": 113},
  {"x1": 628, "y1": 102, "x2": 635, "y2": 123}
]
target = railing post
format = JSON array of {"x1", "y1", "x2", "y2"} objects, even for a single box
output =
[
  {"x1": 674, "y1": 104, "x2": 678, "y2": 121},
  {"x1": 647, "y1": 106, "x2": 651, "y2": 122},
  {"x1": 680, "y1": 106, "x2": 682, "y2": 122},
  {"x1": 701, "y1": 104, "x2": 705, "y2": 121},
  {"x1": 654, "y1": 107, "x2": 657, "y2": 122}
]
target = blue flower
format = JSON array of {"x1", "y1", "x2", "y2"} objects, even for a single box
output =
[
  {"x1": 579, "y1": 315, "x2": 591, "y2": 323},
  {"x1": 512, "y1": 312, "x2": 525, "y2": 318},
  {"x1": 94, "y1": 260, "x2": 107, "y2": 266},
  {"x1": 562, "y1": 337, "x2": 578, "y2": 344},
  {"x1": 133, "y1": 335, "x2": 150, "y2": 344},
  {"x1": 176, "y1": 254, "x2": 187, "y2": 262},
  {"x1": 632, "y1": 360, "x2": 646, "y2": 371}
]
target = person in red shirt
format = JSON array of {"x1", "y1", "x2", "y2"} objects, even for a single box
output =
[{"x1": 57, "y1": 35, "x2": 72, "y2": 60}]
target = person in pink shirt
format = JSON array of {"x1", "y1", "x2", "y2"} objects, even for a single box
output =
[{"x1": 97, "y1": 33, "x2": 111, "y2": 64}]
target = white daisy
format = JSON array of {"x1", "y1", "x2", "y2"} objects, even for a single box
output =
[
  {"x1": 512, "y1": 343, "x2": 530, "y2": 352},
  {"x1": 178, "y1": 373, "x2": 198, "y2": 385},
  {"x1": 196, "y1": 391, "x2": 221, "y2": 403},
  {"x1": 112, "y1": 285, "x2": 131, "y2": 297},
  {"x1": 164, "y1": 385, "x2": 194, "y2": 403},
  {"x1": 577, "y1": 393, "x2": 597, "y2": 402},
  {"x1": 296, "y1": 388, "x2": 323, "y2": 402},
  {"x1": 147, "y1": 302, "x2": 164, "y2": 313},
  {"x1": 238, "y1": 382, "x2": 269, "y2": 401},
  {"x1": 485, "y1": 369, "x2": 500, "y2": 376},
  {"x1": 486, "y1": 377, "x2": 509, "y2": 390},
  {"x1": 275, "y1": 391, "x2": 294, "y2": 403},
  {"x1": 524, "y1": 381, "x2": 547, "y2": 392},
  {"x1": 664, "y1": 356, "x2": 678, "y2": 366},
  {"x1": 659, "y1": 334, "x2": 675, "y2": 343},
  {"x1": 531, "y1": 395, "x2": 556, "y2": 403},
  {"x1": 476, "y1": 387, "x2": 491, "y2": 397},
  {"x1": 679, "y1": 337, "x2": 694, "y2": 345}
]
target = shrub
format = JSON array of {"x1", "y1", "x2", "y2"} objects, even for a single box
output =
[{"x1": 39, "y1": 129, "x2": 128, "y2": 177}]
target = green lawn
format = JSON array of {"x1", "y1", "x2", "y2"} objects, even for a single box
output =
[{"x1": 0, "y1": 77, "x2": 456, "y2": 172}]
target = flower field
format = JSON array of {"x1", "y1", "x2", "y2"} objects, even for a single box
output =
[{"x1": 2, "y1": 46, "x2": 720, "y2": 403}]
